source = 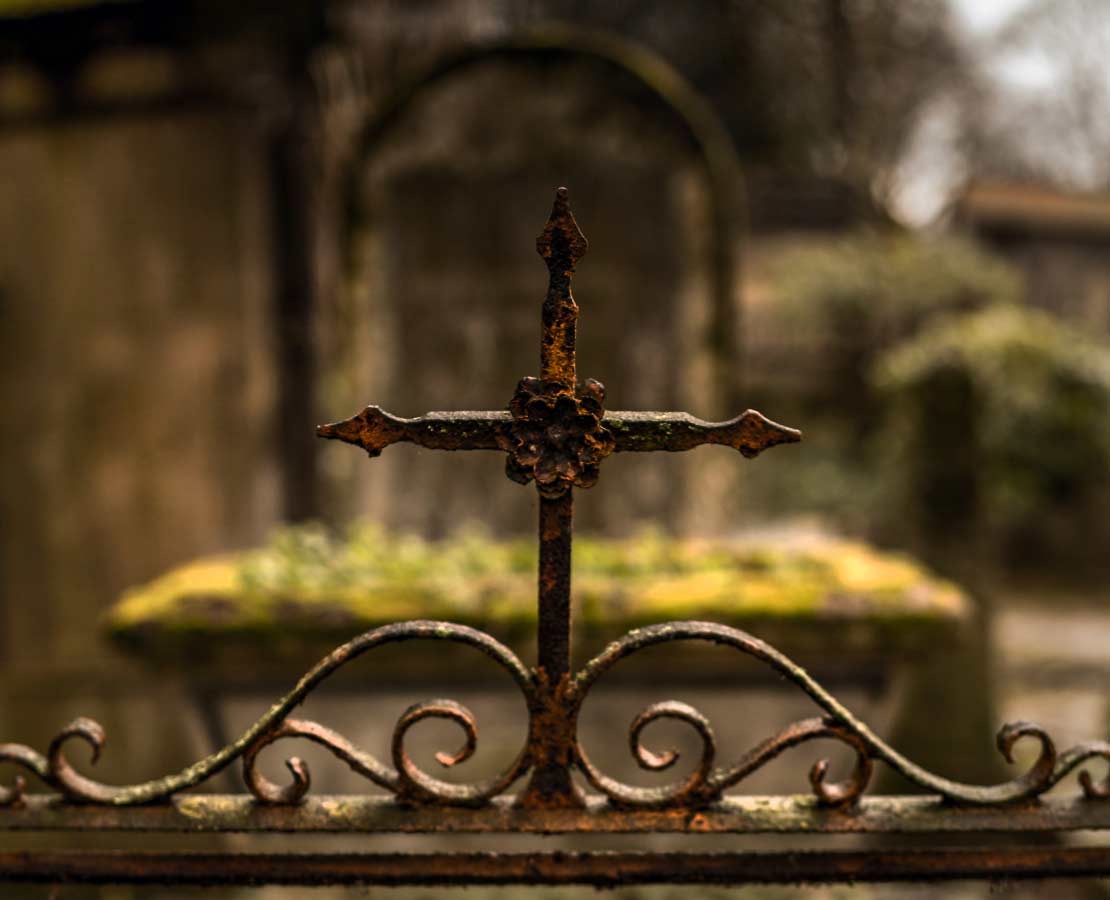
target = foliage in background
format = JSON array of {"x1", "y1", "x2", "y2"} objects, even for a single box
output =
[
  {"x1": 874, "y1": 305, "x2": 1110, "y2": 567},
  {"x1": 745, "y1": 231, "x2": 1023, "y2": 536},
  {"x1": 768, "y1": 230, "x2": 1022, "y2": 347}
]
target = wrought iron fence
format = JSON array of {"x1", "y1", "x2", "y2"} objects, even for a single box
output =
[{"x1": 1, "y1": 188, "x2": 1108, "y2": 887}]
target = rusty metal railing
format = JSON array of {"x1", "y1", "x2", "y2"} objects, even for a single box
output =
[{"x1": 1, "y1": 189, "x2": 1108, "y2": 886}]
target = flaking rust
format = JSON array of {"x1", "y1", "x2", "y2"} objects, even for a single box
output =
[{"x1": 537, "y1": 186, "x2": 586, "y2": 387}]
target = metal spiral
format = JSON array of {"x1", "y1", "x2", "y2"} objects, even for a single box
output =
[
  {"x1": 2, "y1": 618, "x2": 1106, "y2": 810},
  {"x1": 575, "y1": 700, "x2": 718, "y2": 807},
  {"x1": 571, "y1": 620, "x2": 1107, "y2": 807},
  {"x1": 0, "y1": 743, "x2": 49, "y2": 806},
  {"x1": 391, "y1": 698, "x2": 531, "y2": 805},
  {"x1": 1, "y1": 621, "x2": 533, "y2": 806}
]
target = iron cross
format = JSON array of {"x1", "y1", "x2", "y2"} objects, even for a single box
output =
[{"x1": 318, "y1": 187, "x2": 800, "y2": 806}]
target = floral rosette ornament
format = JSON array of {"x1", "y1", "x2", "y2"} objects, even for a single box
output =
[{"x1": 504, "y1": 376, "x2": 616, "y2": 497}]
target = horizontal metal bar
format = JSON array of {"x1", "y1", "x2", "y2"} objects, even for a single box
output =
[
  {"x1": 5, "y1": 794, "x2": 1110, "y2": 834},
  {"x1": 2, "y1": 847, "x2": 1109, "y2": 885},
  {"x1": 604, "y1": 410, "x2": 800, "y2": 456}
]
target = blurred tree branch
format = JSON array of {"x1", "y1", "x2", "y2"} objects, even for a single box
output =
[{"x1": 959, "y1": 0, "x2": 1110, "y2": 192}]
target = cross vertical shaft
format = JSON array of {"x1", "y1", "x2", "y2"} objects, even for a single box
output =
[
  {"x1": 537, "y1": 495, "x2": 573, "y2": 682},
  {"x1": 517, "y1": 187, "x2": 589, "y2": 808},
  {"x1": 534, "y1": 186, "x2": 585, "y2": 685}
]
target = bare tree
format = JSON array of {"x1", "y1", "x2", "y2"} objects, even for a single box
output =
[
  {"x1": 476, "y1": 0, "x2": 969, "y2": 215},
  {"x1": 962, "y1": 0, "x2": 1110, "y2": 191}
]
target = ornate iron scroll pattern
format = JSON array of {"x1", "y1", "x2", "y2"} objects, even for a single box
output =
[
  {"x1": 2, "y1": 622, "x2": 533, "y2": 807},
  {"x1": 2, "y1": 619, "x2": 1108, "y2": 809},
  {"x1": 2, "y1": 189, "x2": 1108, "y2": 816}
]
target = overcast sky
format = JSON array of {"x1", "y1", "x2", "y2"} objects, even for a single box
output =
[
  {"x1": 893, "y1": 0, "x2": 1053, "y2": 226},
  {"x1": 951, "y1": 0, "x2": 1030, "y2": 34}
]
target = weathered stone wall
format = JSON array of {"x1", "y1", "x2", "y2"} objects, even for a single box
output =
[{"x1": 0, "y1": 112, "x2": 282, "y2": 673}]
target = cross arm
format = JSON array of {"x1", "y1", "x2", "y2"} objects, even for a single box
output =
[
  {"x1": 317, "y1": 406, "x2": 800, "y2": 461},
  {"x1": 317, "y1": 407, "x2": 511, "y2": 457},
  {"x1": 603, "y1": 410, "x2": 801, "y2": 458}
]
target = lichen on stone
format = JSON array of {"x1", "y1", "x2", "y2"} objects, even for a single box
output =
[{"x1": 105, "y1": 523, "x2": 968, "y2": 666}]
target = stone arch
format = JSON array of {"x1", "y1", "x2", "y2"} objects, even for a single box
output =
[{"x1": 341, "y1": 24, "x2": 747, "y2": 409}]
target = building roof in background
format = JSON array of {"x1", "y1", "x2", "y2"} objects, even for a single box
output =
[{"x1": 957, "y1": 181, "x2": 1110, "y2": 240}]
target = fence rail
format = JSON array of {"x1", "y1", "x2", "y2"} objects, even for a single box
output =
[{"x1": 6, "y1": 794, "x2": 1110, "y2": 834}]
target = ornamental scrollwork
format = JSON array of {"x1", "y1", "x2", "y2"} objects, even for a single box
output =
[{"x1": 3, "y1": 619, "x2": 1107, "y2": 810}]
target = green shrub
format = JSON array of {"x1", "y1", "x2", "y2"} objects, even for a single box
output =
[
  {"x1": 873, "y1": 305, "x2": 1110, "y2": 564},
  {"x1": 769, "y1": 231, "x2": 1022, "y2": 344},
  {"x1": 746, "y1": 232, "x2": 1023, "y2": 531}
]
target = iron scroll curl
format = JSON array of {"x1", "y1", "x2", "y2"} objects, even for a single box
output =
[
  {"x1": 0, "y1": 621, "x2": 536, "y2": 807},
  {"x1": 568, "y1": 621, "x2": 1110, "y2": 807},
  {"x1": 3, "y1": 618, "x2": 1108, "y2": 809}
]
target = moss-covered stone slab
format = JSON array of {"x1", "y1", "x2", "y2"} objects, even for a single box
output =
[{"x1": 105, "y1": 524, "x2": 968, "y2": 678}]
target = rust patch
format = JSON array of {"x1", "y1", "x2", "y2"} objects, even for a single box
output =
[
  {"x1": 505, "y1": 377, "x2": 615, "y2": 497},
  {"x1": 516, "y1": 670, "x2": 584, "y2": 810},
  {"x1": 537, "y1": 186, "x2": 587, "y2": 388}
]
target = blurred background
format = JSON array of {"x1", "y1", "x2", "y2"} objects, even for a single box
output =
[{"x1": 1, "y1": 0, "x2": 1109, "y2": 898}]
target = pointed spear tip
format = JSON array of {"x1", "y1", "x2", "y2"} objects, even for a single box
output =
[
  {"x1": 537, "y1": 186, "x2": 588, "y2": 269},
  {"x1": 759, "y1": 412, "x2": 803, "y2": 446},
  {"x1": 316, "y1": 410, "x2": 373, "y2": 443},
  {"x1": 316, "y1": 407, "x2": 395, "y2": 457},
  {"x1": 733, "y1": 410, "x2": 802, "y2": 458},
  {"x1": 550, "y1": 186, "x2": 571, "y2": 218}
]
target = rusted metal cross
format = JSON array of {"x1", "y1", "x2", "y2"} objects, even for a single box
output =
[{"x1": 318, "y1": 187, "x2": 800, "y2": 807}]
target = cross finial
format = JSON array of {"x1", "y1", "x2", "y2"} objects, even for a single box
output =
[
  {"x1": 318, "y1": 186, "x2": 800, "y2": 472},
  {"x1": 318, "y1": 188, "x2": 799, "y2": 809},
  {"x1": 536, "y1": 186, "x2": 588, "y2": 277}
]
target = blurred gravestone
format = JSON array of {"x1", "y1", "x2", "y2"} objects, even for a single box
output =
[{"x1": 322, "y1": 62, "x2": 737, "y2": 539}]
